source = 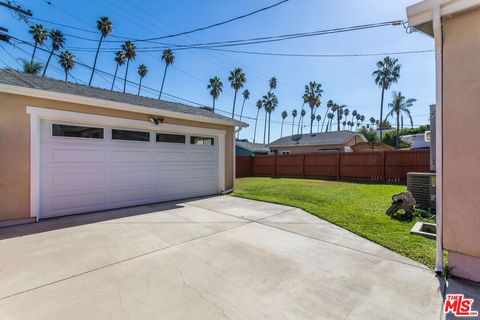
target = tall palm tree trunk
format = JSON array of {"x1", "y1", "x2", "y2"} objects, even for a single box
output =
[
  {"x1": 321, "y1": 107, "x2": 329, "y2": 132},
  {"x1": 138, "y1": 78, "x2": 143, "y2": 95},
  {"x1": 337, "y1": 114, "x2": 341, "y2": 131},
  {"x1": 89, "y1": 36, "x2": 103, "y2": 86},
  {"x1": 123, "y1": 59, "x2": 130, "y2": 93},
  {"x1": 64, "y1": 71, "x2": 68, "y2": 82},
  {"x1": 309, "y1": 107, "x2": 314, "y2": 134},
  {"x1": 291, "y1": 117, "x2": 295, "y2": 135},
  {"x1": 297, "y1": 115, "x2": 302, "y2": 134},
  {"x1": 280, "y1": 119, "x2": 284, "y2": 138},
  {"x1": 159, "y1": 65, "x2": 168, "y2": 99},
  {"x1": 396, "y1": 111, "x2": 400, "y2": 149},
  {"x1": 111, "y1": 64, "x2": 119, "y2": 91},
  {"x1": 263, "y1": 110, "x2": 267, "y2": 144},
  {"x1": 231, "y1": 90, "x2": 238, "y2": 118},
  {"x1": 268, "y1": 112, "x2": 272, "y2": 143},
  {"x1": 379, "y1": 86, "x2": 385, "y2": 140},
  {"x1": 300, "y1": 116, "x2": 304, "y2": 134},
  {"x1": 237, "y1": 98, "x2": 247, "y2": 138},
  {"x1": 42, "y1": 49, "x2": 54, "y2": 77},
  {"x1": 31, "y1": 43, "x2": 38, "y2": 64},
  {"x1": 401, "y1": 115, "x2": 404, "y2": 130},
  {"x1": 253, "y1": 108, "x2": 260, "y2": 143},
  {"x1": 317, "y1": 121, "x2": 320, "y2": 133},
  {"x1": 212, "y1": 98, "x2": 216, "y2": 112}
]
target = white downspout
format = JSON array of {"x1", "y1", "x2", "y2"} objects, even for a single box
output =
[{"x1": 433, "y1": 6, "x2": 444, "y2": 274}]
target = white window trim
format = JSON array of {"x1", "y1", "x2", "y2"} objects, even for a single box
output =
[
  {"x1": 280, "y1": 150, "x2": 291, "y2": 155},
  {"x1": 26, "y1": 106, "x2": 226, "y2": 220}
]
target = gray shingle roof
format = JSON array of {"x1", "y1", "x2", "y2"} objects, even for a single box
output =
[
  {"x1": 0, "y1": 70, "x2": 247, "y2": 127},
  {"x1": 268, "y1": 131, "x2": 366, "y2": 147},
  {"x1": 236, "y1": 141, "x2": 270, "y2": 153}
]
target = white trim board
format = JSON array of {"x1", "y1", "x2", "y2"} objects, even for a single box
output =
[
  {"x1": 27, "y1": 106, "x2": 227, "y2": 219},
  {"x1": 407, "y1": 0, "x2": 480, "y2": 27},
  {"x1": 0, "y1": 83, "x2": 246, "y2": 128}
]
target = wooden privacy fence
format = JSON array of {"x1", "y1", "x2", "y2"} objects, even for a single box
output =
[{"x1": 236, "y1": 149, "x2": 432, "y2": 183}]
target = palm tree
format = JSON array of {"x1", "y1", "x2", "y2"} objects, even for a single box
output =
[
  {"x1": 280, "y1": 111, "x2": 288, "y2": 137},
  {"x1": 159, "y1": 48, "x2": 175, "y2": 99},
  {"x1": 387, "y1": 91, "x2": 416, "y2": 148},
  {"x1": 111, "y1": 50, "x2": 126, "y2": 91},
  {"x1": 335, "y1": 104, "x2": 345, "y2": 131},
  {"x1": 207, "y1": 76, "x2": 223, "y2": 112},
  {"x1": 291, "y1": 109, "x2": 297, "y2": 136},
  {"x1": 342, "y1": 120, "x2": 347, "y2": 130},
  {"x1": 316, "y1": 115, "x2": 321, "y2": 132},
  {"x1": 303, "y1": 82, "x2": 323, "y2": 134},
  {"x1": 360, "y1": 115, "x2": 365, "y2": 127},
  {"x1": 322, "y1": 100, "x2": 333, "y2": 133},
  {"x1": 269, "y1": 77, "x2": 277, "y2": 92},
  {"x1": 43, "y1": 29, "x2": 64, "y2": 77},
  {"x1": 238, "y1": 89, "x2": 250, "y2": 123},
  {"x1": 58, "y1": 50, "x2": 75, "y2": 81},
  {"x1": 326, "y1": 113, "x2": 335, "y2": 132},
  {"x1": 121, "y1": 40, "x2": 136, "y2": 93},
  {"x1": 253, "y1": 99, "x2": 263, "y2": 143},
  {"x1": 89, "y1": 16, "x2": 113, "y2": 86},
  {"x1": 137, "y1": 64, "x2": 148, "y2": 95},
  {"x1": 373, "y1": 56, "x2": 401, "y2": 140},
  {"x1": 263, "y1": 92, "x2": 278, "y2": 143},
  {"x1": 370, "y1": 117, "x2": 376, "y2": 127},
  {"x1": 229, "y1": 68, "x2": 246, "y2": 118},
  {"x1": 29, "y1": 24, "x2": 48, "y2": 64},
  {"x1": 343, "y1": 108, "x2": 350, "y2": 123},
  {"x1": 351, "y1": 109, "x2": 357, "y2": 123},
  {"x1": 20, "y1": 59, "x2": 43, "y2": 75},
  {"x1": 299, "y1": 109, "x2": 306, "y2": 134}
]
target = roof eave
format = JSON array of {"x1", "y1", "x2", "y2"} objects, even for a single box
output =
[
  {"x1": 0, "y1": 83, "x2": 248, "y2": 128},
  {"x1": 407, "y1": 0, "x2": 480, "y2": 36}
]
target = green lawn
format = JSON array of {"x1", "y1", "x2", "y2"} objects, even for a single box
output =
[{"x1": 232, "y1": 177, "x2": 436, "y2": 268}]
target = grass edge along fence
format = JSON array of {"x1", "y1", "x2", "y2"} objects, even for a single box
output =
[{"x1": 236, "y1": 149, "x2": 432, "y2": 184}]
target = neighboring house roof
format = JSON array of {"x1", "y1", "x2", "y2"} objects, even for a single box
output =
[
  {"x1": 351, "y1": 142, "x2": 395, "y2": 152},
  {"x1": 407, "y1": 0, "x2": 480, "y2": 36},
  {"x1": 268, "y1": 131, "x2": 367, "y2": 148},
  {"x1": 0, "y1": 69, "x2": 247, "y2": 127},
  {"x1": 236, "y1": 141, "x2": 270, "y2": 153}
]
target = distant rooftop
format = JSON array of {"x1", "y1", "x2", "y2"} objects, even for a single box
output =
[
  {"x1": 268, "y1": 131, "x2": 366, "y2": 147},
  {"x1": 0, "y1": 69, "x2": 247, "y2": 127},
  {"x1": 236, "y1": 140, "x2": 270, "y2": 153}
]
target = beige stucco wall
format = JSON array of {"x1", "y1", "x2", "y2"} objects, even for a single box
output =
[
  {"x1": 0, "y1": 92, "x2": 234, "y2": 221},
  {"x1": 442, "y1": 7, "x2": 480, "y2": 261}
]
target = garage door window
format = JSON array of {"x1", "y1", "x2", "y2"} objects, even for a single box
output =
[
  {"x1": 156, "y1": 133, "x2": 185, "y2": 144},
  {"x1": 112, "y1": 129, "x2": 150, "y2": 141},
  {"x1": 190, "y1": 136, "x2": 214, "y2": 145},
  {"x1": 52, "y1": 124, "x2": 104, "y2": 139}
]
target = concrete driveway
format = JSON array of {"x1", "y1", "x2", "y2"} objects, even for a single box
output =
[{"x1": 0, "y1": 196, "x2": 443, "y2": 319}]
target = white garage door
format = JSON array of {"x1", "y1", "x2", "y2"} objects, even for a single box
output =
[{"x1": 40, "y1": 120, "x2": 220, "y2": 218}]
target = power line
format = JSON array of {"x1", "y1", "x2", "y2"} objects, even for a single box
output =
[
  {"x1": 198, "y1": 48, "x2": 435, "y2": 58},
  {"x1": 104, "y1": 0, "x2": 289, "y2": 43}
]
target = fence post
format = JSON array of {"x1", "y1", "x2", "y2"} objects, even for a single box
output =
[
  {"x1": 336, "y1": 153, "x2": 341, "y2": 180},
  {"x1": 302, "y1": 154, "x2": 305, "y2": 178},
  {"x1": 382, "y1": 151, "x2": 387, "y2": 182},
  {"x1": 273, "y1": 155, "x2": 277, "y2": 177}
]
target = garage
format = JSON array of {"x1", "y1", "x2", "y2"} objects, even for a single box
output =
[
  {"x1": 40, "y1": 120, "x2": 220, "y2": 218},
  {"x1": 0, "y1": 70, "x2": 245, "y2": 223}
]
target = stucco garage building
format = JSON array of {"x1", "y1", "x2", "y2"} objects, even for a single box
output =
[{"x1": 0, "y1": 70, "x2": 246, "y2": 224}]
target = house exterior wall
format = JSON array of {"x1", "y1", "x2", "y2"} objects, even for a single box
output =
[
  {"x1": 269, "y1": 135, "x2": 363, "y2": 155},
  {"x1": 0, "y1": 92, "x2": 235, "y2": 221},
  {"x1": 442, "y1": 6, "x2": 480, "y2": 280}
]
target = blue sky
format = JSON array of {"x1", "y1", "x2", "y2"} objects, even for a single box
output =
[{"x1": 0, "y1": 0, "x2": 434, "y2": 143}]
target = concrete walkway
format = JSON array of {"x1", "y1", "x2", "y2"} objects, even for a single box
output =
[{"x1": 0, "y1": 196, "x2": 444, "y2": 319}]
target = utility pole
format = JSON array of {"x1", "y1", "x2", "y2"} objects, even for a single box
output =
[{"x1": 0, "y1": 1, "x2": 32, "y2": 42}]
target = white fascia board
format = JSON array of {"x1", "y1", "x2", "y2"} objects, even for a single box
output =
[
  {"x1": 0, "y1": 83, "x2": 247, "y2": 128},
  {"x1": 407, "y1": 0, "x2": 480, "y2": 27}
]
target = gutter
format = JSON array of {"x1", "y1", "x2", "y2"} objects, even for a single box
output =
[{"x1": 433, "y1": 6, "x2": 444, "y2": 274}]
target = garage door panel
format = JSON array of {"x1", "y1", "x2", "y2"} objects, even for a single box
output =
[
  {"x1": 40, "y1": 121, "x2": 221, "y2": 218},
  {"x1": 111, "y1": 150, "x2": 152, "y2": 163},
  {"x1": 43, "y1": 147, "x2": 107, "y2": 164},
  {"x1": 42, "y1": 170, "x2": 107, "y2": 192},
  {"x1": 110, "y1": 187, "x2": 152, "y2": 204}
]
